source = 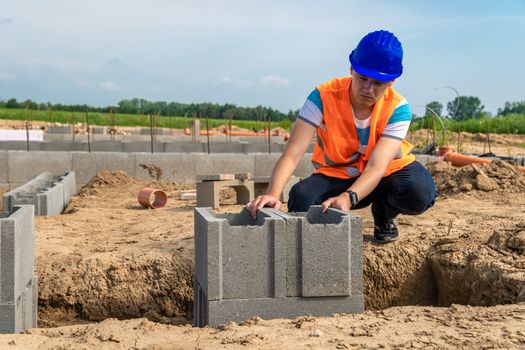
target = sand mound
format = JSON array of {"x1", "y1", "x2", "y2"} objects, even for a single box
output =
[
  {"x1": 427, "y1": 160, "x2": 525, "y2": 195},
  {"x1": 77, "y1": 170, "x2": 136, "y2": 197}
]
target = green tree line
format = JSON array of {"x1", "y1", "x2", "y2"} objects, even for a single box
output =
[{"x1": 0, "y1": 98, "x2": 299, "y2": 122}]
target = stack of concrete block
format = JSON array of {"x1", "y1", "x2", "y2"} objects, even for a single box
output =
[
  {"x1": 3, "y1": 172, "x2": 76, "y2": 216},
  {"x1": 0, "y1": 205, "x2": 38, "y2": 333},
  {"x1": 194, "y1": 205, "x2": 363, "y2": 327}
]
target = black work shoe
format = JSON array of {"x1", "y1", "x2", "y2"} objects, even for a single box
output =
[{"x1": 374, "y1": 219, "x2": 399, "y2": 244}]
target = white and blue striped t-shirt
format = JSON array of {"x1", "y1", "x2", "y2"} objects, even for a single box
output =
[{"x1": 298, "y1": 87, "x2": 412, "y2": 155}]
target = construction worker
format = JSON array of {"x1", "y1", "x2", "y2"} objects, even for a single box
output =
[{"x1": 247, "y1": 30, "x2": 436, "y2": 243}]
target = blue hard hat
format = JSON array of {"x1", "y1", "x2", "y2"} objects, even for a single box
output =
[{"x1": 349, "y1": 30, "x2": 403, "y2": 82}]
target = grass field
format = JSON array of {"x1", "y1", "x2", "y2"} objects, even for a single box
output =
[
  {"x1": 0, "y1": 108, "x2": 292, "y2": 131},
  {"x1": 2, "y1": 107, "x2": 524, "y2": 135}
]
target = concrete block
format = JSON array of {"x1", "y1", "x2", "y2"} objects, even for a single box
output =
[
  {"x1": 3, "y1": 172, "x2": 67, "y2": 216},
  {"x1": 164, "y1": 142, "x2": 204, "y2": 153},
  {"x1": 203, "y1": 142, "x2": 245, "y2": 153},
  {"x1": 59, "y1": 172, "x2": 76, "y2": 209},
  {"x1": 41, "y1": 141, "x2": 85, "y2": 152},
  {"x1": 122, "y1": 142, "x2": 164, "y2": 153},
  {"x1": 91, "y1": 126, "x2": 107, "y2": 134},
  {"x1": 0, "y1": 206, "x2": 35, "y2": 305},
  {"x1": 134, "y1": 153, "x2": 197, "y2": 184},
  {"x1": 0, "y1": 151, "x2": 7, "y2": 184},
  {"x1": 196, "y1": 179, "x2": 254, "y2": 209},
  {"x1": 194, "y1": 206, "x2": 364, "y2": 327},
  {"x1": 242, "y1": 142, "x2": 284, "y2": 153},
  {"x1": 47, "y1": 125, "x2": 73, "y2": 134},
  {"x1": 195, "y1": 154, "x2": 255, "y2": 178},
  {"x1": 72, "y1": 152, "x2": 135, "y2": 184},
  {"x1": 7, "y1": 151, "x2": 72, "y2": 184},
  {"x1": 89, "y1": 141, "x2": 124, "y2": 152},
  {"x1": 0, "y1": 276, "x2": 38, "y2": 333}
]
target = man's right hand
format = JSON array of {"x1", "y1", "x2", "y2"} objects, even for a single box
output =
[{"x1": 246, "y1": 195, "x2": 282, "y2": 219}]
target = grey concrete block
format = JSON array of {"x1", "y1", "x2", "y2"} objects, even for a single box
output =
[
  {"x1": 134, "y1": 153, "x2": 197, "y2": 184},
  {"x1": 203, "y1": 142, "x2": 244, "y2": 153},
  {"x1": 204, "y1": 292, "x2": 363, "y2": 327},
  {"x1": 71, "y1": 152, "x2": 135, "y2": 184},
  {"x1": 164, "y1": 142, "x2": 204, "y2": 153},
  {"x1": 7, "y1": 151, "x2": 72, "y2": 184},
  {"x1": 255, "y1": 153, "x2": 313, "y2": 179},
  {"x1": 91, "y1": 126, "x2": 107, "y2": 134},
  {"x1": 3, "y1": 172, "x2": 69, "y2": 216},
  {"x1": 122, "y1": 142, "x2": 164, "y2": 153},
  {"x1": 89, "y1": 141, "x2": 124, "y2": 152},
  {"x1": 195, "y1": 154, "x2": 255, "y2": 177},
  {"x1": 0, "y1": 206, "x2": 35, "y2": 305},
  {"x1": 242, "y1": 142, "x2": 284, "y2": 153},
  {"x1": 59, "y1": 172, "x2": 76, "y2": 209},
  {"x1": 196, "y1": 179, "x2": 254, "y2": 209},
  {"x1": 194, "y1": 207, "x2": 286, "y2": 302},
  {"x1": 41, "y1": 141, "x2": 86, "y2": 152},
  {"x1": 194, "y1": 205, "x2": 364, "y2": 327},
  {"x1": 0, "y1": 151, "x2": 7, "y2": 183},
  {"x1": 0, "y1": 276, "x2": 38, "y2": 333},
  {"x1": 47, "y1": 125, "x2": 73, "y2": 134}
]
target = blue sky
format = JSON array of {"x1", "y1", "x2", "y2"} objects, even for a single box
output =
[{"x1": 0, "y1": 0, "x2": 524, "y2": 116}]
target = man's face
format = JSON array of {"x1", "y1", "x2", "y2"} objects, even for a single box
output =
[{"x1": 350, "y1": 69, "x2": 394, "y2": 107}]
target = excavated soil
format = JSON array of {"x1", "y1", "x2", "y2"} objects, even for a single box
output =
[{"x1": 1, "y1": 160, "x2": 525, "y2": 348}]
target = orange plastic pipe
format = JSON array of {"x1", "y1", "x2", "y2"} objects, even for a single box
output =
[
  {"x1": 137, "y1": 188, "x2": 168, "y2": 209},
  {"x1": 443, "y1": 151, "x2": 525, "y2": 173}
]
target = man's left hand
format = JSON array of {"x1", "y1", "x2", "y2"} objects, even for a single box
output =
[{"x1": 321, "y1": 193, "x2": 351, "y2": 213}]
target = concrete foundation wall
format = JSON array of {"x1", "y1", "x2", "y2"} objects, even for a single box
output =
[
  {"x1": 0, "y1": 205, "x2": 38, "y2": 333},
  {"x1": 193, "y1": 206, "x2": 364, "y2": 327},
  {"x1": 0, "y1": 151, "x2": 441, "y2": 188}
]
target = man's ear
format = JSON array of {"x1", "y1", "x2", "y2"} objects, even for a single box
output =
[{"x1": 387, "y1": 80, "x2": 395, "y2": 87}]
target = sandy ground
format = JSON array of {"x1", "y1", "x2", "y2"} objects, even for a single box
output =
[
  {"x1": 0, "y1": 161, "x2": 524, "y2": 348},
  {"x1": 0, "y1": 128, "x2": 524, "y2": 348}
]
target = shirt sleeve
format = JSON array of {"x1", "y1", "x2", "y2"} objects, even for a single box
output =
[
  {"x1": 382, "y1": 99, "x2": 412, "y2": 140},
  {"x1": 298, "y1": 88, "x2": 323, "y2": 128}
]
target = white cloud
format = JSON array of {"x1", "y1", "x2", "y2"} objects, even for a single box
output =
[
  {"x1": 99, "y1": 80, "x2": 120, "y2": 91},
  {"x1": 221, "y1": 76, "x2": 252, "y2": 88},
  {"x1": 260, "y1": 75, "x2": 289, "y2": 87}
]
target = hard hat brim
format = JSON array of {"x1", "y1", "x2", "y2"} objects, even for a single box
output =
[{"x1": 349, "y1": 52, "x2": 401, "y2": 83}]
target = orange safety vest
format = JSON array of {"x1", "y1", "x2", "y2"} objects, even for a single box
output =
[{"x1": 311, "y1": 76, "x2": 416, "y2": 179}]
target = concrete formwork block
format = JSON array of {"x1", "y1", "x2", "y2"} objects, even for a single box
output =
[
  {"x1": 196, "y1": 179, "x2": 254, "y2": 209},
  {"x1": 122, "y1": 142, "x2": 164, "y2": 153},
  {"x1": 0, "y1": 206, "x2": 35, "y2": 305},
  {"x1": 71, "y1": 152, "x2": 135, "y2": 184},
  {"x1": 242, "y1": 142, "x2": 284, "y2": 153},
  {"x1": 7, "y1": 151, "x2": 72, "y2": 184},
  {"x1": 91, "y1": 126, "x2": 107, "y2": 134},
  {"x1": 203, "y1": 142, "x2": 245, "y2": 153},
  {"x1": 41, "y1": 141, "x2": 86, "y2": 152},
  {"x1": 3, "y1": 172, "x2": 71, "y2": 216},
  {"x1": 89, "y1": 141, "x2": 124, "y2": 152},
  {"x1": 194, "y1": 205, "x2": 364, "y2": 327},
  {"x1": 164, "y1": 142, "x2": 205, "y2": 153},
  {"x1": 47, "y1": 125, "x2": 73, "y2": 134},
  {"x1": 0, "y1": 151, "x2": 7, "y2": 184},
  {"x1": 0, "y1": 276, "x2": 38, "y2": 333},
  {"x1": 195, "y1": 154, "x2": 255, "y2": 177},
  {"x1": 58, "y1": 172, "x2": 76, "y2": 209},
  {"x1": 134, "y1": 153, "x2": 197, "y2": 184}
]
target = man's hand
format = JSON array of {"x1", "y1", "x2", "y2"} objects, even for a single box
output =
[
  {"x1": 247, "y1": 194, "x2": 282, "y2": 218},
  {"x1": 321, "y1": 192, "x2": 350, "y2": 213}
]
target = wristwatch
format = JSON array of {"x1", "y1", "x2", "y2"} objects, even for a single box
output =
[{"x1": 345, "y1": 190, "x2": 359, "y2": 208}]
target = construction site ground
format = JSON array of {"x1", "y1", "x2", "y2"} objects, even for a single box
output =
[{"x1": 0, "y1": 129, "x2": 524, "y2": 348}]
